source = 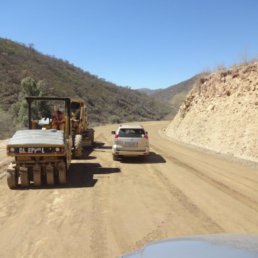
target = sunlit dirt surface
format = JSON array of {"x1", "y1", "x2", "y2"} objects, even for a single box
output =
[{"x1": 0, "y1": 121, "x2": 257, "y2": 258}]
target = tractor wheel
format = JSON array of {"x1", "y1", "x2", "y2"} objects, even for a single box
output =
[
  {"x1": 6, "y1": 163, "x2": 18, "y2": 189},
  {"x1": 74, "y1": 134, "x2": 82, "y2": 158},
  {"x1": 113, "y1": 154, "x2": 119, "y2": 161},
  {"x1": 58, "y1": 162, "x2": 67, "y2": 184},
  {"x1": 20, "y1": 167, "x2": 29, "y2": 187},
  {"x1": 91, "y1": 132, "x2": 94, "y2": 146},
  {"x1": 46, "y1": 165, "x2": 54, "y2": 185},
  {"x1": 7, "y1": 172, "x2": 18, "y2": 189},
  {"x1": 33, "y1": 165, "x2": 41, "y2": 186}
]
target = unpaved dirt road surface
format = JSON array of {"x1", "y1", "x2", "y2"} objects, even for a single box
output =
[{"x1": 0, "y1": 121, "x2": 258, "y2": 258}]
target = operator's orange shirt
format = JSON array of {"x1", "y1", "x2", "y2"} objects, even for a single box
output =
[{"x1": 52, "y1": 111, "x2": 65, "y2": 130}]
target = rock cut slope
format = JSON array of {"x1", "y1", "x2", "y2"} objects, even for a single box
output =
[{"x1": 166, "y1": 62, "x2": 258, "y2": 164}]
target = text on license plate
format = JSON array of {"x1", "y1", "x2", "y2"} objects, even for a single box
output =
[{"x1": 125, "y1": 142, "x2": 137, "y2": 147}]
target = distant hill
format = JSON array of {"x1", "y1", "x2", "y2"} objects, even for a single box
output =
[
  {"x1": 137, "y1": 74, "x2": 203, "y2": 119},
  {"x1": 136, "y1": 88, "x2": 161, "y2": 96},
  {"x1": 0, "y1": 38, "x2": 171, "y2": 131}
]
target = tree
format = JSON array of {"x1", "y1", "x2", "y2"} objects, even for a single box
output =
[{"x1": 10, "y1": 77, "x2": 51, "y2": 126}]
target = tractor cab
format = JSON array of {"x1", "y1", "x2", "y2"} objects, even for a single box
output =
[{"x1": 26, "y1": 97, "x2": 71, "y2": 138}]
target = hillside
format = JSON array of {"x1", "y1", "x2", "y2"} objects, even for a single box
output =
[
  {"x1": 0, "y1": 38, "x2": 170, "y2": 132},
  {"x1": 136, "y1": 88, "x2": 161, "y2": 96},
  {"x1": 166, "y1": 62, "x2": 258, "y2": 164},
  {"x1": 138, "y1": 74, "x2": 202, "y2": 119}
]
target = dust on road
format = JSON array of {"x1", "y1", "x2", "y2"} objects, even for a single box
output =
[{"x1": 0, "y1": 121, "x2": 257, "y2": 258}]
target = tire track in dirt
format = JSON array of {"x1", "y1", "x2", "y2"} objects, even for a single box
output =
[
  {"x1": 183, "y1": 164, "x2": 258, "y2": 213},
  {"x1": 197, "y1": 161, "x2": 258, "y2": 191},
  {"x1": 89, "y1": 181, "x2": 110, "y2": 258},
  {"x1": 205, "y1": 163, "x2": 258, "y2": 183},
  {"x1": 133, "y1": 163, "x2": 224, "y2": 249},
  {"x1": 151, "y1": 143, "x2": 258, "y2": 213}
]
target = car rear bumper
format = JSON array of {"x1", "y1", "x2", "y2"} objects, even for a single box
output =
[{"x1": 112, "y1": 148, "x2": 149, "y2": 156}]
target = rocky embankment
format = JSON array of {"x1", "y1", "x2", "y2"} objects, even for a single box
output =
[{"x1": 166, "y1": 62, "x2": 258, "y2": 164}]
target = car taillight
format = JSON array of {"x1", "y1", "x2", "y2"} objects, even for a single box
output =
[
  {"x1": 145, "y1": 134, "x2": 148, "y2": 139},
  {"x1": 115, "y1": 134, "x2": 118, "y2": 139}
]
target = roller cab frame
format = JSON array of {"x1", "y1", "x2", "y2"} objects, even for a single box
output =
[{"x1": 6, "y1": 97, "x2": 73, "y2": 188}]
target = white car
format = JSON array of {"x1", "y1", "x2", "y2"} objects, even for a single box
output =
[{"x1": 111, "y1": 125, "x2": 149, "y2": 160}]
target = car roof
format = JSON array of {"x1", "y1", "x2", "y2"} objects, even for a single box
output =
[{"x1": 118, "y1": 125, "x2": 144, "y2": 129}]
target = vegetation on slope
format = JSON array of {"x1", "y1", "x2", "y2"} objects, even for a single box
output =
[
  {"x1": 137, "y1": 74, "x2": 204, "y2": 119},
  {"x1": 0, "y1": 38, "x2": 171, "y2": 135}
]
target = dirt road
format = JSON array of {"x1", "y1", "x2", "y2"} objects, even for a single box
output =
[{"x1": 0, "y1": 121, "x2": 258, "y2": 257}]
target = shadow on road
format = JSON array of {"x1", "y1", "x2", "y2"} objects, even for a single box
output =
[
  {"x1": 12, "y1": 141, "x2": 119, "y2": 190},
  {"x1": 94, "y1": 142, "x2": 112, "y2": 150},
  {"x1": 74, "y1": 141, "x2": 111, "y2": 160},
  {"x1": 82, "y1": 145, "x2": 95, "y2": 159},
  {"x1": 15, "y1": 163, "x2": 120, "y2": 190},
  {"x1": 66, "y1": 163, "x2": 120, "y2": 188},
  {"x1": 120, "y1": 151, "x2": 166, "y2": 164}
]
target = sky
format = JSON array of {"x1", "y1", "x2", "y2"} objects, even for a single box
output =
[{"x1": 1, "y1": 0, "x2": 258, "y2": 89}]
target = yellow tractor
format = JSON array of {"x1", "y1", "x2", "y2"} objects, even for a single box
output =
[
  {"x1": 6, "y1": 97, "x2": 73, "y2": 188},
  {"x1": 71, "y1": 99, "x2": 94, "y2": 158}
]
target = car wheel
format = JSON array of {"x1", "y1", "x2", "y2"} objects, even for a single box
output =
[{"x1": 113, "y1": 154, "x2": 119, "y2": 161}]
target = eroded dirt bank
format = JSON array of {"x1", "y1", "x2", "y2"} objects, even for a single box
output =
[{"x1": 166, "y1": 63, "x2": 258, "y2": 163}]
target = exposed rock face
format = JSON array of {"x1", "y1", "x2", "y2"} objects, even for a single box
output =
[{"x1": 166, "y1": 62, "x2": 258, "y2": 163}]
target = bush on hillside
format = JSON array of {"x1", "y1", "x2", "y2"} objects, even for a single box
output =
[{"x1": 10, "y1": 77, "x2": 51, "y2": 126}]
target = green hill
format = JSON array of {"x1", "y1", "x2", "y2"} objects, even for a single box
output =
[
  {"x1": 138, "y1": 74, "x2": 204, "y2": 119},
  {"x1": 0, "y1": 38, "x2": 171, "y2": 137}
]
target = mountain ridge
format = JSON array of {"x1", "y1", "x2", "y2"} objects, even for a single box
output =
[
  {"x1": 0, "y1": 38, "x2": 170, "y2": 128},
  {"x1": 137, "y1": 74, "x2": 204, "y2": 118}
]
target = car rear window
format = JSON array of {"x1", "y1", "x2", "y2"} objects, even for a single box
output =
[{"x1": 118, "y1": 129, "x2": 145, "y2": 138}]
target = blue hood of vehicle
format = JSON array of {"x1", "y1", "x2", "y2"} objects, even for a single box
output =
[{"x1": 120, "y1": 234, "x2": 258, "y2": 258}]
